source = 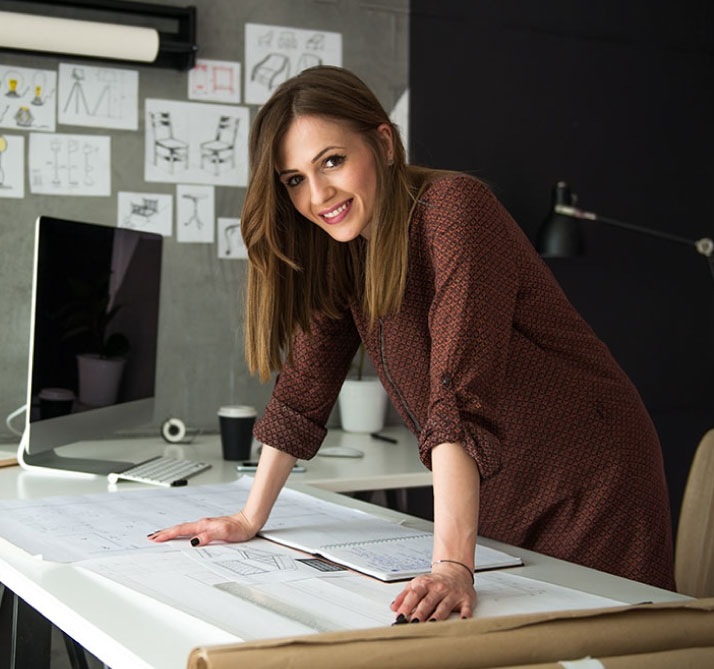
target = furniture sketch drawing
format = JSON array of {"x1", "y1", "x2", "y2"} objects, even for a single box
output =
[
  {"x1": 124, "y1": 198, "x2": 159, "y2": 227},
  {"x1": 251, "y1": 54, "x2": 290, "y2": 90},
  {"x1": 150, "y1": 111, "x2": 188, "y2": 174},
  {"x1": 182, "y1": 193, "x2": 206, "y2": 229},
  {"x1": 297, "y1": 53, "x2": 322, "y2": 72},
  {"x1": 200, "y1": 116, "x2": 238, "y2": 175}
]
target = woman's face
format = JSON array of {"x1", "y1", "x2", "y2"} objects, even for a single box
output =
[{"x1": 276, "y1": 115, "x2": 393, "y2": 242}]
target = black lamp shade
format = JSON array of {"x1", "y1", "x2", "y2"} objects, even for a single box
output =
[{"x1": 536, "y1": 181, "x2": 584, "y2": 257}]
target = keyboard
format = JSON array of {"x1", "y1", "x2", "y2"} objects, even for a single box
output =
[{"x1": 107, "y1": 456, "x2": 211, "y2": 487}]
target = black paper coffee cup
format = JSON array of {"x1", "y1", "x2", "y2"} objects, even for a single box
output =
[{"x1": 217, "y1": 405, "x2": 257, "y2": 461}]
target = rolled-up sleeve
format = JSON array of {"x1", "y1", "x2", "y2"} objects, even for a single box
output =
[
  {"x1": 418, "y1": 178, "x2": 519, "y2": 479},
  {"x1": 253, "y1": 309, "x2": 361, "y2": 459}
]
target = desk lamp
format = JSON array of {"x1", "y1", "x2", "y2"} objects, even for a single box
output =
[{"x1": 536, "y1": 181, "x2": 714, "y2": 286}]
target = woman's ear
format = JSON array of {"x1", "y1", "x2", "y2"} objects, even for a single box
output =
[{"x1": 376, "y1": 122, "x2": 394, "y2": 164}]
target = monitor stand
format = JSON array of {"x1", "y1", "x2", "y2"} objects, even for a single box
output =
[{"x1": 17, "y1": 431, "x2": 133, "y2": 476}]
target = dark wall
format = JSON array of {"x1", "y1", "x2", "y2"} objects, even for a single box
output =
[{"x1": 410, "y1": 0, "x2": 714, "y2": 531}]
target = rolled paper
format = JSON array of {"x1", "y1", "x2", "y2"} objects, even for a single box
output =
[{"x1": 0, "y1": 11, "x2": 160, "y2": 63}]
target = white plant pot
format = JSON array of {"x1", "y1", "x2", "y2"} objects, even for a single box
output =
[
  {"x1": 76, "y1": 353, "x2": 126, "y2": 407},
  {"x1": 338, "y1": 377, "x2": 388, "y2": 433}
]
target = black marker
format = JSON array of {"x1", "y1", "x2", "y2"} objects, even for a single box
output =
[{"x1": 370, "y1": 432, "x2": 397, "y2": 444}]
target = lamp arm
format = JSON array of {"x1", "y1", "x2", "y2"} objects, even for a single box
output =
[{"x1": 555, "y1": 205, "x2": 713, "y2": 258}]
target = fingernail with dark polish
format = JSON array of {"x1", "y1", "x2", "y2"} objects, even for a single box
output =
[
  {"x1": 410, "y1": 618, "x2": 420, "y2": 623},
  {"x1": 393, "y1": 613, "x2": 407, "y2": 624},
  {"x1": 190, "y1": 537, "x2": 200, "y2": 547},
  {"x1": 428, "y1": 618, "x2": 437, "y2": 622},
  {"x1": 460, "y1": 616, "x2": 467, "y2": 620}
]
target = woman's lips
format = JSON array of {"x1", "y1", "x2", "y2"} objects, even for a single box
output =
[{"x1": 319, "y1": 198, "x2": 353, "y2": 225}]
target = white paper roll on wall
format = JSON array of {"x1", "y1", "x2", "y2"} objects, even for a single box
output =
[{"x1": 0, "y1": 11, "x2": 160, "y2": 63}]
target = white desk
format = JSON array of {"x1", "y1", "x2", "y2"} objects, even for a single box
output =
[{"x1": 0, "y1": 428, "x2": 687, "y2": 668}]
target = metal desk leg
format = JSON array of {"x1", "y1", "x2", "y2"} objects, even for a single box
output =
[{"x1": 0, "y1": 583, "x2": 51, "y2": 669}]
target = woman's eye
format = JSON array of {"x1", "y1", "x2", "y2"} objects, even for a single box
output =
[
  {"x1": 324, "y1": 154, "x2": 345, "y2": 168},
  {"x1": 285, "y1": 175, "x2": 303, "y2": 188}
]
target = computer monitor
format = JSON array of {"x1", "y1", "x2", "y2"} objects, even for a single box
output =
[{"x1": 18, "y1": 216, "x2": 163, "y2": 475}]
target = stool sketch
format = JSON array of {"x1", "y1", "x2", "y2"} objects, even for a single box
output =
[
  {"x1": 150, "y1": 111, "x2": 188, "y2": 174},
  {"x1": 182, "y1": 192, "x2": 206, "y2": 229},
  {"x1": 63, "y1": 68, "x2": 90, "y2": 115}
]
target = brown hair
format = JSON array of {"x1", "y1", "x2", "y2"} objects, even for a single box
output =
[{"x1": 242, "y1": 66, "x2": 431, "y2": 381}]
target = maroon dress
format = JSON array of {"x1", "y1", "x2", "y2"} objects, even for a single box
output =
[{"x1": 254, "y1": 174, "x2": 675, "y2": 590}]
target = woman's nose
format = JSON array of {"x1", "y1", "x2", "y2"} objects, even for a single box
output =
[{"x1": 310, "y1": 175, "x2": 334, "y2": 205}]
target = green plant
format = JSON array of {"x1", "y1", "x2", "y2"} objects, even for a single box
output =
[{"x1": 57, "y1": 274, "x2": 130, "y2": 359}]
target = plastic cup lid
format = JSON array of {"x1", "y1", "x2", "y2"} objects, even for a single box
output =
[
  {"x1": 218, "y1": 405, "x2": 256, "y2": 418},
  {"x1": 38, "y1": 388, "x2": 76, "y2": 401}
]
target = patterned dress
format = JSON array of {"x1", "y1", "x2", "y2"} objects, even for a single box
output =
[{"x1": 254, "y1": 174, "x2": 675, "y2": 590}]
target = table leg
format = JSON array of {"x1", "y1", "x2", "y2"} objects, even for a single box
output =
[{"x1": 0, "y1": 583, "x2": 51, "y2": 669}]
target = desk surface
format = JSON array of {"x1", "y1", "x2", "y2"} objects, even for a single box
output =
[{"x1": 0, "y1": 428, "x2": 687, "y2": 669}]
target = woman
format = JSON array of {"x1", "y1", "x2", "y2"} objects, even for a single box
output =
[{"x1": 150, "y1": 66, "x2": 675, "y2": 622}]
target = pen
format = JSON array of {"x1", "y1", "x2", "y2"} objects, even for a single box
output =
[{"x1": 370, "y1": 432, "x2": 398, "y2": 444}]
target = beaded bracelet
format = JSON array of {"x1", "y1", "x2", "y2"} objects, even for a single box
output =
[{"x1": 431, "y1": 559, "x2": 474, "y2": 583}]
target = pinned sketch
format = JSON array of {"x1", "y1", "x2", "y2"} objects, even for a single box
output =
[
  {"x1": 189, "y1": 59, "x2": 241, "y2": 104},
  {"x1": 177, "y1": 184, "x2": 214, "y2": 243},
  {"x1": 245, "y1": 23, "x2": 342, "y2": 105},
  {"x1": 389, "y1": 89, "x2": 409, "y2": 162},
  {"x1": 0, "y1": 134, "x2": 24, "y2": 198},
  {"x1": 29, "y1": 133, "x2": 110, "y2": 196},
  {"x1": 217, "y1": 217, "x2": 247, "y2": 259},
  {"x1": 145, "y1": 99, "x2": 249, "y2": 186},
  {"x1": 58, "y1": 63, "x2": 139, "y2": 130},
  {"x1": 0, "y1": 65, "x2": 56, "y2": 132},
  {"x1": 118, "y1": 191, "x2": 172, "y2": 237}
]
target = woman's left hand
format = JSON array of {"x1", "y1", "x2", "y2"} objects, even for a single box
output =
[{"x1": 389, "y1": 561, "x2": 476, "y2": 623}]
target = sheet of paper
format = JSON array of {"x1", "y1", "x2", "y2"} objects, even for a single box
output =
[
  {"x1": 0, "y1": 64, "x2": 56, "y2": 131},
  {"x1": 244, "y1": 23, "x2": 342, "y2": 105},
  {"x1": 29, "y1": 132, "x2": 110, "y2": 196},
  {"x1": 217, "y1": 217, "x2": 246, "y2": 259},
  {"x1": 0, "y1": 134, "x2": 24, "y2": 198},
  {"x1": 80, "y1": 538, "x2": 395, "y2": 640},
  {"x1": 144, "y1": 98, "x2": 249, "y2": 186},
  {"x1": 177, "y1": 184, "x2": 214, "y2": 242},
  {"x1": 58, "y1": 62, "x2": 139, "y2": 130}
]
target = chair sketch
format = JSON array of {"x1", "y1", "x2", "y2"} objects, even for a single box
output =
[
  {"x1": 200, "y1": 116, "x2": 238, "y2": 175},
  {"x1": 251, "y1": 54, "x2": 290, "y2": 90},
  {"x1": 124, "y1": 197, "x2": 159, "y2": 227},
  {"x1": 150, "y1": 111, "x2": 188, "y2": 174},
  {"x1": 297, "y1": 53, "x2": 322, "y2": 72}
]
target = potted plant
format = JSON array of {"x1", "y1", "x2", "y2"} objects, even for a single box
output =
[
  {"x1": 59, "y1": 274, "x2": 130, "y2": 407},
  {"x1": 338, "y1": 344, "x2": 388, "y2": 432}
]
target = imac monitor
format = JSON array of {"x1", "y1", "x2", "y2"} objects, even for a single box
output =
[{"x1": 19, "y1": 216, "x2": 163, "y2": 475}]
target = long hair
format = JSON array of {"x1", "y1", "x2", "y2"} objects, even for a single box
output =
[{"x1": 242, "y1": 66, "x2": 430, "y2": 381}]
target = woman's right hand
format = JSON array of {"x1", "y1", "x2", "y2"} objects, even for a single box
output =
[{"x1": 147, "y1": 509, "x2": 259, "y2": 547}]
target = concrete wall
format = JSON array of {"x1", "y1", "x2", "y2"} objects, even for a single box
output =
[{"x1": 0, "y1": 0, "x2": 409, "y2": 441}]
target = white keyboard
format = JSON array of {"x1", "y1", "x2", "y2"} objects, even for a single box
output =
[{"x1": 107, "y1": 456, "x2": 211, "y2": 487}]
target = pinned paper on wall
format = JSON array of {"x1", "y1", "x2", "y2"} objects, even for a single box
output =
[
  {"x1": 29, "y1": 133, "x2": 110, "y2": 196},
  {"x1": 244, "y1": 23, "x2": 342, "y2": 105},
  {"x1": 58, "y1": 63, "x2": 139, "y2": 130},
  {"x1": 145, "y1": 99, "x2": 249, "y2": 186},
  {"x1": 118, "y1": 191, "x2": 173, "y2": 237},
  {"x1": 217, "y1": 217, "x2": 246, "y2": 259},
  {"x1": 177, "y1": 184, "x2": 214, "y2": 243},
  {"x1": 0, "y1": 64, "x2": 56, "y2": 132},
  {"x1": 188, "y1": 59, "x2": 241, "y2": 104},
  {"x1": 389, "y1": 88, "x2": 409, "y2": 162},
  {"x1": 0, "y1": 134, "x2": 24, "y2": 198}
]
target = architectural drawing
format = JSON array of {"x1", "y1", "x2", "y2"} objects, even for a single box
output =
[
  {"x1": 188, "y1": 59, "x2": 241, "y2": 104},
  {"x1": 117, "y1": 191, "x2": 173, "y2": 237},
  {"x1": 217, "y1": 217, "x2": 246, "y2": 259},
  {"x1": 0, "y1": 65, "x2": 56, "y2": 132},
  {"x1": 58, "y1": 63, "x2": 139, "y2": 130},
  {"x1": 245, "y1": 23, "x2": 342, "y2": 105},
  {"x1": 0, "y1": 134, "x2": 24, "y2": 198},
  {"x1": 176, "y1": 184, "x2": 214, "y2": 243},
  {"x1": 29, "y1": 133, "x2": 110, "y2": 196},
  {"x1": 145, "y1": 99, "x2": 249, "y2": 186}
]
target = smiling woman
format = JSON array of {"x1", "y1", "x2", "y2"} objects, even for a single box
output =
[{"x1": 150, "y1": 66, "x2": 676, "y2": 625}]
